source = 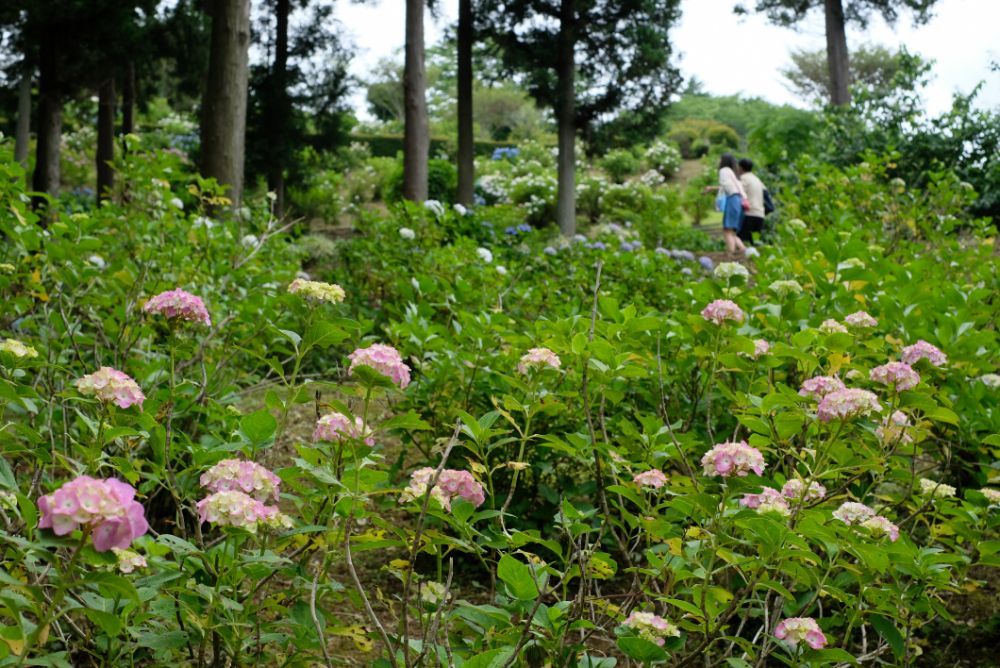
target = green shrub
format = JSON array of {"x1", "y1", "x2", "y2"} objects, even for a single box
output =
[{"x1": 599, "y1": 148, "x2": 641, "y2": 183}]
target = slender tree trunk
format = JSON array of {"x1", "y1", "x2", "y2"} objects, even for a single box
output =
[
  {"x1": 14, "y1": 65, "x2": 31, "y2": 168},
  {"x1": 555, "y1": 0, "x2": 577, "y2": 236},
  {"x1": 403, "y1": 0, "x2": 429, "y2": 202},
  {"x1": 824, "y1": 0, "x2": 850, "y2": 105},
  {"x1": 97, "y1": 78, "x2": 116, "y2": 203},
  {"x1": 267, "y1": 0, "x2": 290, "y2": 216},
  {"x1": 33, "y1": 34, "x2": 61, "y2": 201},
  {"x1": 201, "y1": 0, "x2": 251, "y2": 206},
  {"x1": 122, "y1": 61, "x2": 136, "y2": 135},
  {"x1": 456, "y1": 0, "x2": 474, "y2": 206}
]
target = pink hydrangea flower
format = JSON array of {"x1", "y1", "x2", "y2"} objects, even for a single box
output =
[
  {"x1": 799, "y1": 375, "x2": 846, "y2": 400},
  {"x1": 399, "y1": 467, "x2": 486, "y2": 511},
  {"x1": 860, "y1": 515, "x2": 900, "y2": 541},
  {"x1": 196, "y1": 491, "x2": 290, "y2": 533},
  {"x1": 313, "y1": 411, "x2": 374, "y2": 445},
  {"x1": 739, "y1": 487, "x2": 790, "y2": 515},
  {"x1": 751, "y1": 339, "x2": 770, "y2": 358},
  {"x1": 74, "y1": 367, "x2": 145, "y2": 409},
  {"x1": 774, "y1": 617, "x2": 827, "y2": 650},
  {"x1": 200, "y1": 459, "x2": 281, "y2": 501},
  {"x1": 781, "y1": 479, "x2": 827, "y2": 501},
  {"x1": 111, "y1": 548, "x2": 148, "y2": 573},
  {"x1": 816, "y1": 388, "x2": 881, "y2": 422},
  {"x1": 869, "y1": 362, "x2": 920, "y2": 392},
  {"x1": 633, "y1": 470, "x2": 667, "y2": 489},
  {"x1": 348, "y1": 343, "x2": 411, "y2": 389},
  {"x1": 900, "y1": 340, "x2": 947, "y2": 367},
  {"x1": 876, "y1": 410, "x2": 913, "y2": 445},
  {"x1": 701, "y1": 440, "x2": 766, "y2": 477},
  {"x1": 517, "y1": 347, "x2": 562, "y2": 375},
  {"x1": 621, "y1": 612, "x2": 680, "y2": 646},
  {"x1": 700, "y1": 299, "x2": 744, "y2": 325},
  {"x1": 142, "y1": 288, "x2": 211, "y2": 326},
  {"x1": 845, "y1": 311, "x2": 878, "y2": 328},
  {"x1": 37, "y1": 476, "x2": 149, "y2": 552},
  {"x1": 832, "y1": 501, "x2": 876, "y2": 525},
  {"x1": 979, "y1": 488, "x2": 1000, "y2": 504},
  {"x1": 818, "y1": 319, "x2": 848, "y2": 334}
]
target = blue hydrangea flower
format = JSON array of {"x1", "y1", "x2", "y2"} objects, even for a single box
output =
[
  {"x1": 543, "y1": 246, "x2": 558, "y2": 256},
  {"x1": 517, "y1": 223, "x2": 532, "y2": 233},
  {"x1": 698, "y1": 256, "x2": 715, "y2": 271}
]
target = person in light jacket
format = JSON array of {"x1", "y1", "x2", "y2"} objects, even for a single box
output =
[
  {"x1": 737, "y1": 158, "x2": 765, "y2": 245},
  {"x1": 704, "y1": 153, "x2": 748, "y2": 257}
]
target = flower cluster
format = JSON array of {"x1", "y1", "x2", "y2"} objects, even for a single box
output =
[
  {"x1": 621, "y1": 612, "x2": 681, "y2": 646},
  {"x1": 870, "y1": 362, "x2": 920, "y2": 391},
  {"x1": 200, "y1": 459, "x2": 281, "y2": 501},
  {"x1": 287, "y1": 278, "x2": 346, "y2": 304},
  {"x1": 399, "y1": 468, "x2": 486, "y2": 511},
  {"x1": 701, "y1": 441, "x2": 765, "y2": 477},
  {"x1": 901, "y1": 340, "x2": 947, "y2": 367},
  {"x1": 714, "y1": 262, "x2": 749, "y2": 280},
  {"x1": 700, "y1": 299, "x2": 744, "y2": 325},
  {"x1": 769, "y1": 280, "x2": 804, "y2": 298},
  {"x1": 398, "y1": 227, "x2": 416, "y2": 240},
  {"x1": 980, "y1": 373, "x2": 1000, "y2": 389},
  {"x1": 817, "y1": 388, "x2": 881, "y2": 422},
  {"x1": 633, "y1": 470, "x2": 667, "y2": 489},
  {"x1": 348, "y1": 343, "x2": 411, "y2": 389},
  {"x1": 517, "y1": 347, "x2": 562, "y2": 375},
  {"x1": 142, "y1": 288, "x2": 211, "y2": 326},
  {"x1": 0, "y1": 338, "x2": 38, "y2": 358},
  {"x1": 981, "y1": 488, "x2": 1000, "y2": 504},
  {"x1": 876, "y1": 410, "x2": 913, "y2": 445},
  {"x1": 781, "y1": 479, "x2": 827, "y2": 502},
  {"x1": 918, "y1": 478, "x2": 956, "y2": 499},
  {"x1": 112, "y1": 548, "x2": 148, "y2": 573},
  {"x1": 313, "y1": 411, "x2": 374, "y2": 445},
  {"x1": 75, "y1": 367, "x2": 145, "y2": 409},
  {"x1": 476, "y1": 247, "x2": 493, "y2": 263},
  {"x1": 774, "y1": 617, "x2": 827, "y2": 650},
  {"x1": 37, "y1": 476, "x2": 149, "y2": 552},
  {"x1": 739, "y1": 487, "x2": 790, "y2": 516},
  {"x1": 860, "y1": 515, "x2": 900, "y2": 541},
  {"x1": 832, "y1": 501, "x2": 875, "y2": 525},
  {"x1": 845, "y1": 311, "x2": 878, "y2": 328},
  {"x1": 819, "y1": 319, "x2": 848, "y2": 334},
  {"x1": 196, "y1": 491, "x2": 290, "y2": 533},
  {"x1": 745, "y1": 339, "x2": 770, "y2": 359},
  {"x1": 799, "y1": 376, "x2": 845, "y2": 400}
]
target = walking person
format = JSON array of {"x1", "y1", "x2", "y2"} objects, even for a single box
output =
[
  {"x1": 704, "y1": 153, "x2": 747, "y2": 257},
  {"x1": 737, "y1": 158, "x2": 765, "y2": 246}
]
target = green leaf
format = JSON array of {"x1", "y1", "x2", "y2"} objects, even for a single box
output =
[
  {"x1": 869, "y1": 614, "x2": 904, "y2": 658},
  {"x1": 84, "y1": 572, "x2": 140, "y2": 604},
  {"x1": 241, "y1": 409, "x2": 277, "y2": 446},
  {"x1": 461, "y1": 648, "x2": 514, "y2": 668},
  {"x1": 497, "y1": 554, "x2": 539, "y2": 601},
  {"x1": 616, "y1": 637, "x2": 668, "y2": 663},
  {"x1": 380, "y1": 411, "x2": 431, "y2": 432},
  {"x1": 135, "y1": 629, "x2": 189, "y2": 652},
  {"x1": 83, "y1": 608, "x2": 122, "y2": 636},
  {"x1": 808, "y1": 648, "x2": 858, "y2": 664}
]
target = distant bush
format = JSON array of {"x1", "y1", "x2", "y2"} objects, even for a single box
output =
[
  {"x1": 599, "y1": 148, "x2": 642, "y2": 183},
  {"x1": 668, "y1": 118, "x2": 741, "y2": 158}
]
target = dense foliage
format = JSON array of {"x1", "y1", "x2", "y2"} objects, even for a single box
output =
[{"x1": 1, "y1": 117, "x2": 999, "y2": 668}]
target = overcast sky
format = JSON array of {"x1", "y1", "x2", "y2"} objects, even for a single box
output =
[{"x1": 335, "y1": 0, "x2": 1000, "y2": 119}]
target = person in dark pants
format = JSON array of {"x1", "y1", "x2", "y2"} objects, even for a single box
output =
[{"x1": 737, "y1": 158, "x2": 765, "y2": 245}]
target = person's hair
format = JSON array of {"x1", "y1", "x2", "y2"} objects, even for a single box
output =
[
  {"x1": 738, "y1": 158, "x2": 754, "y2": 172},
  {"x1": 719, "y1": 153, "x2": 736, "y2": 171}
]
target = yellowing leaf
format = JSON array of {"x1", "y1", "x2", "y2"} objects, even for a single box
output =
[
  {"x1": 685, "y1": 527, "x2": 710, "y2": 540},
  {"x1": 667, "y1": 537, "x2": 683, "y2": 557}
]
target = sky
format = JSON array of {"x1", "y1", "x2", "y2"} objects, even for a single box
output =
[{"x1": 335, "y1": 0, "x2": 1000, "y2": 119}]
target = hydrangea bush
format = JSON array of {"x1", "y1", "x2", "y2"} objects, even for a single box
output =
[{"x1": 0, "y1": 136, "x2": 999, "y2": 668}]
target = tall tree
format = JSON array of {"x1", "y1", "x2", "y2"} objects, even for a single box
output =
[
  {"x1": 480, "y1": 0, "x2": 683, "y2": 235},
  {"x1": 782, "y1": 44, "x2": 905, "y2": 103},
  {"x1": 201, "y1": 0, "x2": 251, "y2": 206},
  {"x1": 96, "y1": 77, "x2": 115, "y2": 201},
  {"x1": 403, "y1": 0, "x2": 429, "y2": 201},
  {"x1": 456, "y1": 0, "x2": 474, "y2": 205},
  {"x1": 737, "y1": 0, "x2": 940, "y2": 106},
  {"x1": 14, "y1": 59, "x2": 31, "y2": 168}
]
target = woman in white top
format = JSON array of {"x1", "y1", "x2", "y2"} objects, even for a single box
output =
[{"x1": 705, "y1": 153, "x2": 748, "y2": 256}]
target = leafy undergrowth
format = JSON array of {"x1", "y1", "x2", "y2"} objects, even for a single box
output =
[{"x1": 1, "y1": 142, "x2": 999, "y2": 667}]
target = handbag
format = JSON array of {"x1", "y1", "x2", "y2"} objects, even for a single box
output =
[
  {"x1": 763, "y1": 189, "x2": 775, "y2": 215},
  {"x1": 741, "y1": 195, "x2": 750, "y2": 211},
  {"x1": 715, "y1": 193, "x2": 726, "y2": 212}
]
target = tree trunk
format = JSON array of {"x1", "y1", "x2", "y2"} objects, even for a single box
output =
[
  {"x1": 122, "y1": 61, "x2": 136, "y2": 135},
  {"x1": 14, "y1": 65, "x2": 31, "y2": 168},
  {"x1": 33, "y1": 34, "x2": 61, "y2": 201},
  {"x1": 97, "y1": 78, "x2": 116, "y2": 203},
  {"x1": 267, "y1": 0, "x2": 290, "y2": 216},
  {"x1": 824, "y1": 0, "x2": 850, "y2": 105},
  {"x1": 456, "y1": 0, "x2": 474, "y2": 206},
  {"x1": 555, "y1": 0, "x2": 577, "y2": 236},
  {"x1": 403, "y1": 0, "x2": 429, "y2": 202},
  {"x1": 201, "y1": 0, "x2": 251, "y2": 206}
]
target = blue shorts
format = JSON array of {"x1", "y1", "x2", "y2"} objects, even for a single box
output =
[{"x1": 723, "y1": 194, "x2": 743, "y2": 230}]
